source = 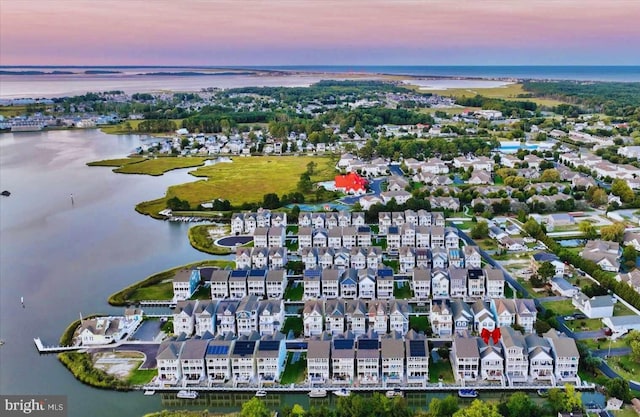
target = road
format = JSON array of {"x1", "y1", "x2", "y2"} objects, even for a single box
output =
[
  {"x1": 592, "y1": 348, "x2": 631, "y2": 358},
  {"x1": 339, "y1": 177, "x2": 385, "y2": 205},
  {"x1": 388, "y1": 164, "x2": 404, "y2": 176}
]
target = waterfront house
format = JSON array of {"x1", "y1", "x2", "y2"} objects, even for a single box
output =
[
  {"x1": 194, "y1": 300, "x2": 216, "y2": 337},
  {"x1": 78, "y1": 317, "x2": 124, "y2": 346},
  {"x1": 376, "y1": 268, "x2": 395, "y2": 299},
  {"x1": 515, "y1": 299, "x2": 537, "y2": 334},
  {"x1": 485, "y1": 267, "x2": 505, "y2": 299},
  {"x1": 231, "y1": 333, "x2": 259, "y2": 384},
  {"x1": 343, "y1": 226, "x2": 358, "y2": 248},
  {"x1": 491, "y1": 299, "x2": 516, "y2": 328},
  {"x1": 157, "y1": 340, "x2": 184, "y2": 385},
  {"x1": 416, "y1": 248, "x2": 431, "y2": 269},
  {"x1": 500, "y1": 326, "x2": 528, "y2": 384},
  {"x1": 180, "y1": 338, "x2": 209, "y2": 385},
  {"x1": 451, "y1": 299, "x2": 473, "y2": 334},
  {"x1": 449, "y1": 267, "x2": 468, "y2": 298},
  {"x1": 368, "y1": 300, "x2": 388, "y2": 334},
  {"x1": 346, "y1": 299, "x2": 368, "y2": 335},
  {"x1": 301, "y1": 247, "x2": 318, "y2": 269},
  {"x1": 478, "y1": 340, "x2": 504, "y2": 382},
  {"x1": 399, "y1": 246, "x2": 416, "y2": 273},
  {"x1": 303, "y1": 300, "x2": 324, "y2": 337},
  {"x1": 544, "y1": 329, "x2": 580, "y2": 384},
  {"x1": 210, "y1": 270, "x2": 230, "y2": 299},
  {"x1": 379, "y1": 212, "x2": 392, "y2": 234},
  {"x1": 231, "y1": 213, "x2": 245, "y2": 235},
  {"x1": 405, "y1": 330, "x2": 429, "y2": 385},
  {"x1": 215, "y1": 300, "x2": 238, "y2": 336},
  {"x1": 247, "y1": 269, "x2": 267, "y2": 298},
  {"x1": 412, "y1": 267, "x2": 432, "y2": 300},
  {"x1": 321, "y1": 268, "x2": 341, "y2": 298},
  {"x1": 401, "y1": 223, "x2": 416, "y2": 247},
  {"x1": 258, "y1": 299, "x2": 284, "y2": 336},
  {"x1": 229, "y1": 269, "x2": 248, "y2": 299},
  {"x1": 307, "y1": 338, "x2": 331, "y2": 383},
  {"x1": 328, "y1": 227, "x2": 343, "y2": 249},
  {"x1": 431, "y1": 226, "x2": 445, "y2": 248},
  {"x1": 451, "y1": 334, "x2": 480, "y2": 382},
  {"x1": 432, "y1": 247, "x2": 448, "y2": 269},
  {"x1": 335, "y1": 248, "x2": 351, "y2": 269},
  {"x1": 352, "y1": 212, "x2": 366, "y2": 227},
  {"x1": 471, "y1": 300, "x2": 496, "y2": 334},
  {"x1": 331, "y1": 333, "x2": 356, "y2": 384},
  {"x1": 298, "y1": 227, "x2": 313, "y2": 248},
  {"x1": 445, "y1": 227, "x2": 459, "y2": 249},
  {"x1": 313, "y1": 228, "x2": 328, "y2": 247},
  {"x1": 173, "y1": 269, "x2": 200, "y2": 302},
  {"x1": 387, "y1": 226, "x2": 401, "y2": 250},
  {"x1": 416, "y1": 226, "x2": 431, "y2": 248},
  {"x1": 356, "y1": 332, "x2": 381, "y2": 384},
  {"x1": 389, "y1": 300, "x2": 410, "y2": 334},
  {"x1": 358, "y1": 268, "x2": 377, "y2": 299},
  {"x1": 325, "y1": 299, "x2": 346, "y2": 335},
  {"x1": 430, "y1": 300, "x2": 453, "y2": 337},
  {"x1": 448, "y1": 248, "x2": 463, "y2": 268},
  {"x1": 357, "y1": 225, "x2": 372, "y2": 247},
  {"x1": 340, "y1": 269, "x2": 358, "y2": 299},
  {"x1": 205, "y1": 337, "x2": 234, "y2": 383},
  {"x1": 236, "y1": 295, "x2": 259, "y2": 336},
  {"x1": 381, "y1": 333, "x2": 405, "y2": 385},
  {"x1": 250, "y1": 247, "x2": 269, "y2": 270},
  {"x1": 255, "y1": 210, "x2": 271, "y2": 228},
  {"x1": 525, "y1": 334, "x2": 554, "y2": 382},
  {"x1": 253, "y1": 227, "x2": 269, "y2": 248},
  {"x1": 431, "y1": 268, "x2": 450, "y2": 299},
  {"x1": 312, "y1": 213, "x2": 326, "y2": 229},
  {"x1": 268, "y1": 247, "x2": 287, "y2": 269},
  {"x1": 256, "y1": 334, "x2": 286, "y2": 383},
  {"x1": 303, "y1": 267, "x2": 322, "y2": 300},
  {"x1": 173, "y1": 300, "x2": 198, "y2": 336},
  {"x1": 268, "y1": 226, "x2": 285, "y2": 248},
  {"x1": 265, "y1": 270, "x2": 286, "y2": 299},
  {"x1": 366, "y1": 247, "x2": 383, "y2": 269},
  {"x1": 467, "y1": 268, "x2": 485, "y2": 298}
]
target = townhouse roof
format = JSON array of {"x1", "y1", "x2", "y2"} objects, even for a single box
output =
[
  {"x1": 453, "y1": 336, "x2": 480, "y2": 359},
  {"x1": 180, "y1": 339, "x2": 209, "y2": 360}
]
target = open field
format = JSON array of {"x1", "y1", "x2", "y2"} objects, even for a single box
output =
[
  {"x1": 608, "y1": 355, "x2": 640, "y2": 383},
  {"x1": 565, "y1": 318, "x2": 602, "y2": 331},
  {"x1": 87, "y1": 157, "x2": 147, "y2": 167},
  {"x1": 188, "y1": 224, "x2": 233, "y2": 255},
  {"x1": 415, "y1": 83, "x2": 567, "y2": 107},
  {"x1": 136, "y1": 156, "x2": 336, "y2": 216},
  {"x1": 100, "y1": 119, "x2": 184, "y2": 135},
  {"x1": 0, "y1": 105, "x2": 30, "y2": 117},
  {"x1": 541, "y1": 299, "x2": 578, "y2": 316},
  {"x1": 114, "y1": 157, "x2": 208, "y2": 176}
]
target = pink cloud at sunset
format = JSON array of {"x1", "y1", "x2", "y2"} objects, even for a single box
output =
[{"x1": 1, "y1": 0, "x2": 639, "y2": 65}]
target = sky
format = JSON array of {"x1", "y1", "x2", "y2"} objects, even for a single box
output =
[{"x1": 1, "y1": 0, "x2": 640, "y2": 66}]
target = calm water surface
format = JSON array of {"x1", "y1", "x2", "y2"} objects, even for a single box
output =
[{"x1": 0, "y1": 129, "x2": 220, "y2": 417}]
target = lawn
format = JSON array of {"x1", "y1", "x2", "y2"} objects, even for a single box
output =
[
  {"x1": 283, "y1": 282, "x2": 303, "y2": 301},
  {"x1": 475, "y1": 238, "x2": 498, "y2": 251},
  {"x1": 128, "y1": 281, "x2": 174, "y2": 301},
  {"x1": 0, "y1": 105, "x2": 29, "y2": 117},
  {"x1": 190, "y1": 285, "x2": 212, "y2": 300},
  {"x1": 188, "y1": 224, "x2": 233, "y2": 255},
  {"x1": 613, "y1": 406, "x2": 640, "y2": 417},
  {"x1": 428, "y1": 360, "x2": 455, "y2": 383},
  {"x1": 541, "y1": 299, "x2": 578, "y2": 316},
  {"x1": 282, "y1": 317, "x2": 303, "y2": 338},
  {"x1": 565, "y1": 318, "x2": 602, "y2": 332},
  {"x1": 409, "y1": 316, "x2": 430, "y2": 333},
  {"x1": 394, "y1": 281, "x2": 414, "y2": 299},
  {"x1": 580, "y1": 337, "x2": 628, "y2": 351},
  {"x1": 517, "y1": 278, "x2": 548, "y2": 299},
  {"x1": 99, "y1": 119, "x2": 184, "y2": 135},
  {"x1": 128, "y1": 368, "x2": 157, "y2": 385},
  {"x1": 114, "y1": 157, "x2": 208, "y2": 176},
  {"x1": 87, "y1": 157, "x2": 147, "y2": 167},
  {"x1": 504, "y1": 284, "x2": 514, "y2": 298},
  {"x1": 613, "y1": 302, "x2": 635, "y2": 316},
  {"x1": 136, "y1": 156, "x2": 336, "y2": 216},
  {"x1": 280, "y1": 352, "x2": 307, "y2": 385},
  {"x1": 420, "y1": 83, "x2": 567, "y2": 106},
  {"x1": 608, "y1": 354, "x2": 640, "y2": 383}
]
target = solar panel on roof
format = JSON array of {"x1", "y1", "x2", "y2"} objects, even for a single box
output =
[
  {"x1": 258, "y1": 340, "x2": 281, "y2": 351},
  {"x1": 409, "y1": 340, "x2": 426, "y2": 357},
  {"x1": 357, "y1": 226, "x2": 370, "y2": 233},
  {"x1": 207, "y1": 345, "x2": 229, "y2": 355},
  {"x1": 233, "y1": 341, "x2": 256, "y2": 355},
  {"x1": 377, "y1": 268, "x2": 393, "y2": 277},
  {"x1": 389, "y1": 226, "x2": 399, "y2": 233},
  {"x1": 249, "y1": 269, "x2": 267, "y2": 277},
  {"x1": 231, "y1": 270, "x2": 248, "y2": 278},
  {"x1": 333, "y1": 339, "x2": 354, "y2": 350},
  {"x1": 304, "y1": 269, "x2": 322, "y2": 277},
  {"x1": 358, "y1": 339, "x2": 379, "y2": 350}
]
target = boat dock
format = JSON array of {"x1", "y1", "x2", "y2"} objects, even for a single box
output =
[{"x1": 33, "y1": 337, "x2": 83, "y2": 354}]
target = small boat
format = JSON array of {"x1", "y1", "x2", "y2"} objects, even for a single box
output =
[
  {"x1": 385, "y1": 389, "x2": 403, "y2": 398},
  {"x1": 176, "y1": 390, "x2": 198, "y2": 399},
  {"x1": 1, "y1": 190, "x2": 10, "y2": 197},
  {"x1": 537, "y1": 389, "x2": 549, "y2": 397},
  {"x1": 309, "y1": 389, "x2": 328, "y2": 398},
  {"x1": 143, "y1": 390, "x2": 155, "y2": 396},
  {"x1": 333, "y1": 388, "x2": 351, "y2": 397},
  {"x1": 458, "y1": 389, "x2": 478, "y2": 398},
  {"x1": 255, "y1": 390, "x2": 267, "y2": 397}
]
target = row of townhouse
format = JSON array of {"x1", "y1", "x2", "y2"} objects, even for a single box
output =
[
  {"x1": 308, "y1": 330, "x2": 429, "y2": 386},
  {"x1": 302, "y1": 298, "x2": 410, "y2": 337},
  {"x1": 172, "y1": 297, "x2": 284, "y2": 338},
  {"x1": 208, "y1": 269, "x2": 287, "y2": 300},
  {"x1": 235, "y1": 247, "x2": 287, "y2": 270},
  {"x1": 398, "y1": 246, "x2": 469, "y2": 273},
  {"x1": 412, "y1": 264, "x2": 504, "y2": 301},
  {"x1": 253, "y1": 226, "x2": 286, "y2": 248},
  {"x1": 157, "y1": 332, "x2": 287, "y2": 386},
  {"x1": 430, "y1": 297, "x2": 537, "y2": 337},
  {"x1": 450, "y1": 328, "x2": 579, "y2": 385},
  {"x1": 378, "y1": 211, "x2": 445, "y2": 234},
  {"x1": 386, "y1": 225, "x2": 459, "y2": 249},
  {"x1": 403, "y1": 156, "x2": 493, "y2": 175},
  {"x1": 231, "y1": 210, "x2": 287, "y2": 235},
  {"x1": 301, "y1": 247, "x2": 383, "y2": 270},
  {"x1": 298, "y1": 211, "x2": 366, "y2": 229},
  {"x1": 298, "y1": 226, "x2": 373, "y2": 249},
  {"x1": 559, "y1": 152, "x2": 640, "y2": 189},
  {"x1": 302, "y1": 267, "x2": 393, "y2": 300}
]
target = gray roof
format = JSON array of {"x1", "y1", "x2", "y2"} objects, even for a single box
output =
[
  {"x1": 175, "y1": 300, "x2": 197, "y2": 316},
  {"x1": 453, "y1": 336, "x2": 480, "y2": 359},
  {"x1": 381, "y1": 338, "x2": 405, "y2": 358},
  {"x1": 156, "y1": 341, "x2": 183, "y2": 361},
  {"x1": 307, "y1": 340, "x2": 331, "y2": 359},
  {"x1": 211, "y1": 270, "x2": 231, "y2": 283},
  {"x1": 181, "y1": 339, "x2": 209, "y2": 360},
  {"x1": 237, "y1": 295, "x2": 259, "y2": 313},
  {"x1": 216, "y1": 299, "x2": 239, "y2": 315},
  {"x1": 545, "y1": 333, "x2": 579, "y2": 358},
  {"x1": 266, "y1": 270, "x2": 285, "y2": 282},
  {"x1": 484, "y1": 267, "x2": 504, "y2": 281},
  {"x1": 258, "y1": 299, "x2": 282, "y2": 315},
  {"x1": 451, "y1": 300, "x2": 473, "y2": 321},
  {"x1": 325, "y1": 299, "x2": 345, "y2": 316},
  {"x1": 588, "y1": 295, "x2": 614, "y2": 308},
  {"x1": 413, "y1": 267, "x2": 432, "y2": 281},
  {"x1": 80, "y1": 318, "x2": 121, "y2": 336},
  {"x1": 500, "y1": 326, "x2": 526, "y2": 351},
  {"x1": 174, "y1": 269, "x2": 193, "y2": 283}
]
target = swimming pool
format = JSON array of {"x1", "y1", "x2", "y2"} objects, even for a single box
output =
[{"x1": 499, "y1": 142, "x2": 539, "y2": 153}]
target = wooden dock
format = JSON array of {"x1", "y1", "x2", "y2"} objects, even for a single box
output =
[{"x1": 33, "y1": 337, "x2": 82, "y2": 354}]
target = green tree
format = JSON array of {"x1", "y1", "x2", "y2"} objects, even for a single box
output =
[
  {"x1": 606, "y1": 378, "x2": 631, "y2": 403},
  {"x1": 628, "y1": 330, "x2": 640, "y2": 362},
  {"x1": 540, "y1": 168, "x2": 560, "y2": 182},
  {"x1": 471, "y1": 220, "x2": 489, "y2": 239},
  {"x1": 503, "y1": 391, "x2": 538, "y2": 417},
  {"x1": 428, "y1": 395, "x2": 459, "y2": 417},
  {"x1": 538, "y1": 261, "x2": 556, "y2": 281},
  {"x1": 452, "y1": 399, "x2": 500, "y2": 417},
  {"x1": 240, "y1": 397, "x2": 270, "y2": 417},
  {"x1": 611, "y1": 178, "x2": 635, "y2": 203},
  {"x1": 578, "y1": 221, "x2": 598, "y2": 239},
  {"x1": 623, "y1": 245, "x2": 638, "y2": 266},
  {"x1": 586, "y1": 187, "x2": 608, "y2": 206},
  {"x1": 262, "y1": 193, "x2": 281, "y2": 209},
  {"x1": 523, "y1": 218, "x2": 541, "y2": 237},
  {"x1": 290, "y1": 404, "x2": 305, "y2": 417}
]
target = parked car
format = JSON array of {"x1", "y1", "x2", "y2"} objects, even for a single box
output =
[
  {"x1": 574, "y1": 313, "x2": 587, "y2": 320},
  {"x1": 564, "y1": 315, "x2": 574, "y2": 321}
]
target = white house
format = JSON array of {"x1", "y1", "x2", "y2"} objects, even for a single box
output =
[{"x1": 572, "y1": 294, "x2": 614, "y2": 319}]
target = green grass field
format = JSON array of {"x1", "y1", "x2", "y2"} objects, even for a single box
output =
[
  {"x1": 419, "y1": 83, "x2": 567, "y2": 107},
  {"x1": 280, "y1": 352, "x2": 307, "y2": 385},
  {"x1": 136, "y1": 156, "x2": 336, "y2": 216},
  {"x1": 429, "y1": 360, "x2": 454, "y2": 383},
  {"x1": 100, "y1": 119, "x2": 184, "y2": 135},
  {"x1": 613, "y1": 301, "x2": 635, "y2": 316},
  {"x1": 87, "y1": 157, "x2": 147, "y2": 167},
  {"x1": 0, "y1": 105, "x2": 29, "y2": 117},
  {"x1": 565, "y1": 318, "x2": 602, "y2": 331},
  {"x1": 187, "y1": 224, "x2": 233, "y2": 255},
  {"x1": 128, "y1": 368, "x2": 157, "y2": 385},
  {"x1": 541, "y1": 299, "x2": 578, "y2": 316},
  {"x1": 114, "y1": 157, "x2": 208, "y2": 176},
  {"x1": 608, "y1": 355, "x2": 640, "y2": 383}
]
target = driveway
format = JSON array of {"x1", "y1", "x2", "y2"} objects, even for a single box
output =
[
  {"x1": 537, "y1": 296, "x2": 568, "y2": 303},
  {"x1": 592, "y1": 348, "x2": 631, "y2": 358},
  {"x1": 132, "y1": 320, "x2": 162, "y2": 342},
  {"x1": 116, "y1": 343, "x2": 160, "y2": 369},
  {"x1": 572, "y1": 330, "x2": 606, "y2": 340},
  {"x1": 388, "y1": 164, "x2": 404, "y2": 176}
]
